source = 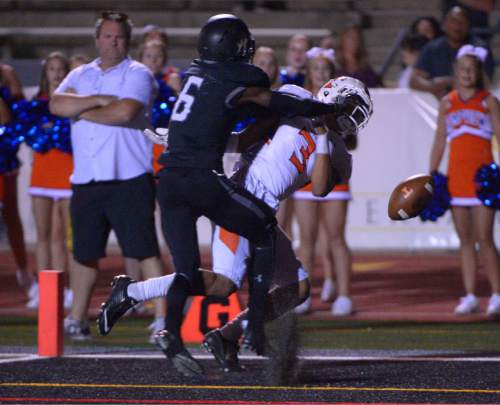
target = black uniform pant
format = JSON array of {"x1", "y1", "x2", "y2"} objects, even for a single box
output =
[
  {"x1": 157, "y1": 168, "x2": 276, "y2": 349},
  {"x1": 157, "y1": 167, "x2": 276, "y2": 282}
]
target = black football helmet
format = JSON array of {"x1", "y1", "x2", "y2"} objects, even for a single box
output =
[{"x1": 197, "y1": 14, "x2": 255, "y2": 63}]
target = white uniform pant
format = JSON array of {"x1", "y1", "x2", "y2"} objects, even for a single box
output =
[{"x1": 212, "y1": 225, "x2": 308, "y2": 289}]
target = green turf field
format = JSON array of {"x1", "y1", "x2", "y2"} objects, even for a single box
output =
[{"x1": 2, "y1": 316, "x2": 500, "y2": 353}]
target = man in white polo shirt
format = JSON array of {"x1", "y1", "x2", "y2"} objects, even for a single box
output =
[{"x1": 50, "y1": 11, "x2": 164, "y2": 340}]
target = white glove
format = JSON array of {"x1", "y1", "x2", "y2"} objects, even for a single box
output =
[{"x1": 143, "y1": 127, "x2": 169, "y2": 146}]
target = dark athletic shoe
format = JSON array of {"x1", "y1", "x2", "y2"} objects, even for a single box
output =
[
  {"x1": 98, "y1": 275, "x2": 138, "y2": 336},
  {"x1": 203, "y1": 329, "x2": 245, "y2": 373},
  {"x1": 155, "y1": 330, "x2": 205, "y2": 377}
]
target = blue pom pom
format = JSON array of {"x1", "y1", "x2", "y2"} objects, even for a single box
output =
[
  {"x1": 19, "y1": 99, "x2": 72, "y2": 154},
  {"x1": 475, "y1": 163, "x2": 500, "y2": 209},
  {"x1": 151, "y1": 79, "x2": 177, "y2": 129},
  {"x1": 0, "y1": 121, "x2": 23, "y2": 174},
  {"x1": 419, "y1": 171, "x2": 451, "y2": 222}
]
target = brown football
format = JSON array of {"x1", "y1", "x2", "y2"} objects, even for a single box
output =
[{"x1": 388, "y1": 174, "x2": 434, "y2": 220}]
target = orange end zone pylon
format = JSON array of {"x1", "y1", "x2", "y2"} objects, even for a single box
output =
[
  {"x1": 38, "y1": 270, "x2": 64, "y2": 357},
  {"x1": 181, "y1": 293, "x2": 242, "y2": 343}
]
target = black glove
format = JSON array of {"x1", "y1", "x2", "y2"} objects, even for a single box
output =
[{"x1": 335, "y1": 93, "x2": 365, "y2": 115}]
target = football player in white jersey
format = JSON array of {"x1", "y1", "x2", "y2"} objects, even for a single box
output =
[
  {"x1": 205, "y1": 78, "x2": 371, "y2": 371},
  {"x1": 98, "y1": 77, "x2": 373, "y2": 372}
]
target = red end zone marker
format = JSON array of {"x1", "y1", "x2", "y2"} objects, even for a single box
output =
[{"x1": 38, "y1": 270, "x2": 64, "y2": 357}]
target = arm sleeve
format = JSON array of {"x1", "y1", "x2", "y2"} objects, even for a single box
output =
[
  {"x1": 329, "y1": 132, "x2": 352, "y2": 183},
  {"x1": 54, "y1": 69, "x2": 78, "y2": 94},
  {"x1": 268, "y1": 90, "x2": 340, "y2": 117},
  {"x1": 120, "y1": 65, "x2": 156, "y2": 107}
]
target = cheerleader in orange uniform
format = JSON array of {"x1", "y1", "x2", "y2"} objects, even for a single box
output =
[
  {"x1": 429, "y1": 45, "x2": 500, "y2": 315},
  {"x1": 293, "y1": 48, "x2": 354, "y2": 316},
  {"x1": 27, "y1": 52, "x2": 73, "y2": 308}
]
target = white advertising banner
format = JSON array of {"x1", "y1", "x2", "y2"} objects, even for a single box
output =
[
  {"x1": 10, "y1": 88, "x2": 500, "y2": 250},
  {"x1": 346, "y1": 88, "x2": 500, "y2": 249}
]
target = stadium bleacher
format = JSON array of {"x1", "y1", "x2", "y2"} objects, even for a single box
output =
[{"x1": 0, "y1": 0, "x2": 498, "y2": 86}]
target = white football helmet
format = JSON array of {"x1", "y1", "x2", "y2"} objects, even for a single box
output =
[
  {"x1": 317, "y1": 76, "x2": 373, "y2": 136},
  {"x1": 278, "y1": 84, "x2": 313, "y2": 99}
]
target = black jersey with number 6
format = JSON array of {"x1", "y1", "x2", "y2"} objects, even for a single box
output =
[{"x1": 158, "y1": 59, "x2": 270, "y2": 172}]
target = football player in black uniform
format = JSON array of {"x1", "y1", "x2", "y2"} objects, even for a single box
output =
[{"x1": 99, "y1": 14, "x2": 358, "y2": 377}]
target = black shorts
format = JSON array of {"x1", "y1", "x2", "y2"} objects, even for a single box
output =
[{"x1": 71, "y1": 173, "x2": 160, "y2": 263}]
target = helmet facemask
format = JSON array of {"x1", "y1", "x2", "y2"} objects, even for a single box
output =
[{"x1": 318, "y1": 76, "x2": 373, "y2": 137}]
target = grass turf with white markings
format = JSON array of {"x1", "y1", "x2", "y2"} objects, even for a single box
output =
[{"x1": 1, "y1": 316, "x2": 500, "y2": 353}]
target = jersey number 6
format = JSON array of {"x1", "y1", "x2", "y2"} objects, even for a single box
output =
[{"x1": 171, "y1": 76, "x2": 204, "y2": 122}]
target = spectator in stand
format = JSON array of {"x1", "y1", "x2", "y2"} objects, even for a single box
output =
[
  {"x1": 253, "y1": 46, "x2": 281, "y2": 89},
  {"x1": 410, "y1": 6, "x2": 494, "y2": 99},
  {"x1": 28, "y1": 52, "x2": 74, "y2": 309},
  {"x1": 253, "y1": 46, "x2": 296, "y2": 235},
  {"x1": 398, "y1": 33, "x2": 429, "y2": 88},
  {"x1": 142, "y1": 24, "x2": 181, "y2": 93},
  {"x1": 279, "y1": 34, "x2": 311, "y2": 86},
  {"x1": 320, "y1": 32, "x2": 337, "y2": 50},
  {"x1": 410, "y1": 16, "x2": 443, "y2": 41},
  {"x1": 336, "y1": 25, "x2": 381, "y2": 88},
  {"x1": 443, "y1": 0, "x2": 495, "y2": 42},
  {"x1": 293, "y1": 48, "x2": 355, "y2": 316},
  {"x1": 429, "y1": 45, "x2": 500, "y2": 315},
  {"x1": 69, "y1": 54, "x2": 91, "y2": 71},
  {"x1": 0, "y1": 63, "x2": 36, "y2": 299},
  {"x1": 50, "y1": 11, "x2": 164, "y2": 341},
  {"x1": 277, "y1": 36, "x2": 313, "y2": 235}
]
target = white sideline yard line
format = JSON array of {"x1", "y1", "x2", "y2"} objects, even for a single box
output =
[
  {"x1": 0, "y1": 355, "x2": 40, "y2": 364},
  {"x1": 61, "y1": 354, "x2": 500, "y2": 362},
  {"x1": 1, "y1": 353, "x2": 500, "y2": 364}
]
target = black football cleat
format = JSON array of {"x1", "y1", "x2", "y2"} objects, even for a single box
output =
[
  {"x1": 155, "y1": 330, "x2": 205, "y2": 377},
  {"x1": 203, "y1": 329, "x2": 245, "y2": 373},
  {"x1": 98, "y1": 275, "x2": 138, "y2": 336}
]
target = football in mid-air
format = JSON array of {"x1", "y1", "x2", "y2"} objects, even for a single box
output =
[{"x1": 388, "y1": 174, "x2": 434, "y2": 220}]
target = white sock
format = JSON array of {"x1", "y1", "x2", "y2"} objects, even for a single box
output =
[{"x1": 127, "y1": 274, "x2": 175, "y2": 302}]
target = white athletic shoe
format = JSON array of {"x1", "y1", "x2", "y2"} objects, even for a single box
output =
[
  {"x1": 64, "y1": 288, "x2": 73, "y2": 310},
  {"x1": 320, "y1": 279, "x2": 335, "y2": 302},
  {"x1": 331, "y1": 295, "x2": 353, "y2": 316},
  {"x1": 454, "y1": 294, "x2": 479, "y2": 315},
  {"x1": 486, "y1": 294, "x2": 500, "y2": 315},
  {"x1": 64, "y1": 316, "x2": 91, "y2": 341},
  {"x1": 26, "y1": 283, "x2": 39, "y2": 309},
  {"x1": 294, "y1": 297, "x2": 311, "y2": 315},
  {"x1": 148, "y1": 317, "x2": 166, "y2": 344}
]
